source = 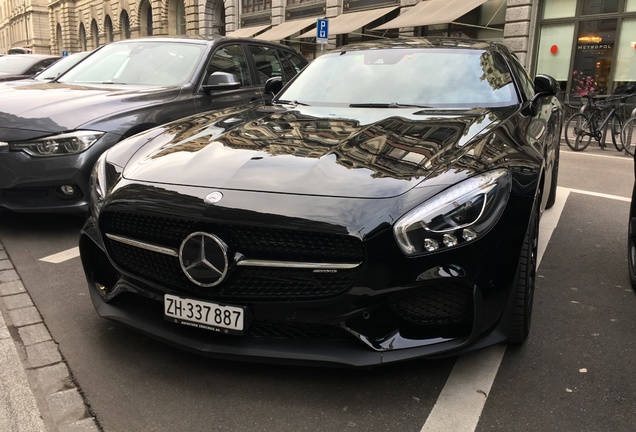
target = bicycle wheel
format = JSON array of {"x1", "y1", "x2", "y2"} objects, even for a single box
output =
[
  {"x1": 564, "y1": 113, "x2": 592, "y2": 151},
  {"x1": 611, "y1": 113, "x2": 624, "y2": 152},
  {"x1": 622, "y1": 117, "x2": 636, "y2": 156}
]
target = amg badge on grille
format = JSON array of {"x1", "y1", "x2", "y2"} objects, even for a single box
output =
[{"x1": 179, "y1": 232, "x2": 229, "y2": 287}]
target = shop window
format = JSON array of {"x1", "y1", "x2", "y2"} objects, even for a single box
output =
[
  {"x1": 612, "y1": 18, "x2": 636, "y2": 93},
  {"x1": 543, "y1": 0, "x2": 576, "y2": 19},
  {"x1": 536, "y1": 23, "x2": 575, "y2": 84},
  {"x1": 571, "y1": 19, "x2": 617, "y2": 95},
  {"x1": 581, "y1": 0, "x2": 619, "y2": 15}
]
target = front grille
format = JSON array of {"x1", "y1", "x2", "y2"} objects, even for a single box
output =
[
  {"x1": 102, "y1": 211, "x2": 364, "y2": 300},
  {"x1": 102, "y1": 211, "x2": 364, "y2": 262}
]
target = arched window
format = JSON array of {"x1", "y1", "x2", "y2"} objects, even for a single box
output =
[
  {"x1": 79, "y1": 23, "x2": 87, "y2": 51},
  {"x1": 90, "y1": 19, "x2": 100, "y2": 49},
  {"x1": 140, "y1": 0, "x2": 153, "y2": 36},
  {"x1": 170, "y1": 0, "x2": 186, "y2": 35},
  {"x1": 104, "y1": 16, "x2": 114, "y2": 43},
  {"x1": 202, "y1": 0, "x2": 225, "y2": 36},
  {"x1": 56, "y1": 23, "x2": 63, "y2": 55},
  {"x1": 120, "y1": 10, "x2": 131, "y2": 39}
]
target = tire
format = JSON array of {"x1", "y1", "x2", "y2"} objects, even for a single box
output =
[
  {"x1": 629, "y1": 214, "x2": 636, "y2": 292},
  {"x1": 508, "y1": 206, "x2": 538, "y2": 344},
  {"x1": 564, "y1": 113, "x2": 592, "y2": 151},
  {"x1": 610, "y1": 113, "x2": 624, "y2": 152},
  {"x1": 545, "y1": 143, "x2": 559, "y2": 209},
  {"x1": 622, "y1": 117, "x2": 636, "y2": 156}
]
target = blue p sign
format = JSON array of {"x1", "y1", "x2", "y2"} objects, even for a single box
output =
[{"x1": 317, "y1": 19, "x2": 329, "y2": 41}]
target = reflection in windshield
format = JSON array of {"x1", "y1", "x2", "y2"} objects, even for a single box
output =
[
  {"x1": 278, "y1": 48, "x2": 517, "y2": 109},
  {"x1": 58, "y1": 42, "x2": 206, "y2": 86}
]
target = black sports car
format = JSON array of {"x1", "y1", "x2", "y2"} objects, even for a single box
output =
[{"x1": 80, "y1": 38, "x2": 563, "y2": 367}]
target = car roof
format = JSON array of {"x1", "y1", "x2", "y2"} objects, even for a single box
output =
[
  {"x1": 328, "y1": 37, "x2": 499, "y2": 53},
  {"x1": 5, "y1": 53, "x2": 59, "y2": 59},
  {"x1": 106, "y1": 35, "x2": 303, "y2": 51}
]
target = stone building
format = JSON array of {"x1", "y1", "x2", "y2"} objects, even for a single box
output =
[{"x1": 0, "y1": 0, "x2": 635, "y2": 98}]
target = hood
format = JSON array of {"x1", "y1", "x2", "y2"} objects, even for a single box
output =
[
  {"x1": 0, "y1": 83, "x2": 181, "y2": 139},
  {"x1": 122, "y1": 105, "x2": 515, "y2": 199},
  {"x1": 0, "y1": 73, "x2": 29, "y2": 82}
]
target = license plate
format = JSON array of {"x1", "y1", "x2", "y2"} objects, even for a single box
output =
[{"x1": 164, "y1": 294, "x2": 245, "y2": 334}]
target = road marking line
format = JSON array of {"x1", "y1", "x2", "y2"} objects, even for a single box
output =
[
  {"x1": 420, "y1": 344, "x2": 506, "y2": 432},
  {"x1": 563, "y1": 187, "x2": 631, "y2": 202},
  {"x1": 39, "y1": 247, "x2": 80, "y2": 263}
]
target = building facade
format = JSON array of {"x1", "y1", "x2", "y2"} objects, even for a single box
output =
[{"x1": 0, "y1": 0, "x2": 635, "y2": 98}]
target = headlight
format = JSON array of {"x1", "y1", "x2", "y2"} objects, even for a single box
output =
[
  {"x1": 89, "y1": 151, "x2": 122, "y2": 217},
  {"x1": 393, "y1": 169, "x2": 511, "y2": 256},
  {"x1": 10, "y1": 131, "x2": 104, "y2": 157}
]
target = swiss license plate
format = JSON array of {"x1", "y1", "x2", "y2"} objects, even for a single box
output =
[{"x1": 164, "y1": 294, "x2": 245, "y2": 334}]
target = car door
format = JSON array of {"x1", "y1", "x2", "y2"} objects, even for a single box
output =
[{"x1": 192, "y1": 43, "x2": 264, "y2": 114}]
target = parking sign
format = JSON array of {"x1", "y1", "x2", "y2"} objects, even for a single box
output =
[{"x1": 317, "y1": 19, "x2": 329, "y2": 44}]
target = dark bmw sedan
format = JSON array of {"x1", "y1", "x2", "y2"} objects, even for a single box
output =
[
  {"x1": 80, "y1": 38, "x2": 563, "y2": 367},
  {"x1": 0, "y1": 36, "x2": 307, "y2": 213}
]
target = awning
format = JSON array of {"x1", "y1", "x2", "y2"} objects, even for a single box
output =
[
  {"x1": 254, "y1": 17, "x2": 320, "y2": 41},
  {"x1": 225, "y1": 24, "x2": 271, "y2": 38},
  {"x1": 373, "y1": 0, "x2": 488, "y2": 30},
  {"x1": 297, "y1": 6, "x2": 398, "y2": 38}
]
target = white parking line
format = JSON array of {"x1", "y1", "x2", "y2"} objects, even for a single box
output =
[{"x1": 39, "y1": 246, "x2": 80, "y2": 263}]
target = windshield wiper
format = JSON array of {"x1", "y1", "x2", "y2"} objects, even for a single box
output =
[
  {"x1": 349, "y1": 102, "x2": 431, "y2": 108},
  {"x1": 276, "y1": 99, "x2": 310, "y2": 106}
]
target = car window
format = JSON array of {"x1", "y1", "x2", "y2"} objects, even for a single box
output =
[
  {"x1": 278, "y1": 48, "x2": 519, "y2": 109},
  {"x1": 247, "y1": 44, "x2": 283, "y2": 85},
  {"x1": 208, "y1": 44, "x2": 252, "y2": 87},
  {"x1": 508, "y1": 54, "x2": 535, "y2": 101},
  {"x1": 0, "y1": 56, "x2": 44, "y2": 73},
  {"x1": 58, "y1": 41, "x2": 206, "y2": 86},
  {"x1": 26, "y1": 58, "x2": 59, "y2": 75},
  {"x1": 278, "y1": 49, "x2": 306, "y2": 81}
]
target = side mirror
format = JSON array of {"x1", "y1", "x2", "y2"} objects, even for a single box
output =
[
  {"x1": 203, "y1": 72, "x2": 241, "y2": 91},
  {"x1": 264, "y1": 77, "x2": 283, "y2": 96},
  {"x1": 534, "y1": 74, "x2": 560, "y2": 96}
]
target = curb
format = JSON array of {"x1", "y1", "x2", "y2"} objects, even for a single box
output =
[{"x1": 0, "y1": 241, "x2": 100, "y2": 432}]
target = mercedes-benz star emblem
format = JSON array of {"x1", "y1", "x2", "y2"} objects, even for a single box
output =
[
  {"x1": 179, "y1": 232, "x2": 229, "y2": 287},
  {"x1": 204, "y1": 191, "x2": 223, "y2": 205}
]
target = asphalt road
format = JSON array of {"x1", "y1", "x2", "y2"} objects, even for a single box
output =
[{"x1": 0, "y1": 144, "x2": 634, "y2": 432}]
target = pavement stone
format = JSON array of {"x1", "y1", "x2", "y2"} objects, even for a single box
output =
[{"x1": 0, "y1": 239, "x2": 101, "y2": 432}]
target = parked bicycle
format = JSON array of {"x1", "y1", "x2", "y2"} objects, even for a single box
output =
[
  {"x1": 621, "y1": 106, "x2": 636, "y2": 156},
  {"x1": 564, "y1": 93, "x2": 630, "y2": 152}
]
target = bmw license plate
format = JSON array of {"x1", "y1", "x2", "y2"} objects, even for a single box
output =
[{"x1": 164, "y1": 294, "x2": 245, "y2": 335}]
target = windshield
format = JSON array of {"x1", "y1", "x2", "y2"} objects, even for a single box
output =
[
  {"x1": 35, "y1": 52, "x2": 90, "y2": 81},
  {"x1": 0, "y1": 56, "x2": 44, "y2": 74},
  {"x1": 58, "y1": 41, "x2": 206, "y2": 86},
  {"x1": 277, "y1": 48, "x2": 519, "y2": 109}
]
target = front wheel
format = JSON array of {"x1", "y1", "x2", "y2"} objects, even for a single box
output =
[
  {"x1": 622, "y1": 117, "x2": 636, "y2": 156},
  {"x1": 508, "y1": 206, "x2": 539, "y2": 344},
  {"x1": 610, "y1": 113, "x2": 624, "y2": 152},
  {"x1": 564, "y1": 113, "x2": 592, "y2": 151}
]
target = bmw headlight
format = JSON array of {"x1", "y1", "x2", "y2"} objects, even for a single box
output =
[
  {"x1": 89, "y1": 151, "x2": 122, "y2": 217},
  {"x1": 11, "y1": 131, "x2": 104, "y2": 157},
  {"x1": 393, "y1": 169, "x2": 511, "y2": 256}
]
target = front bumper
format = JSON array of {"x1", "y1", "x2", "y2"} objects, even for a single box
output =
[
  {"x1": 79, "y1": 186, "x2": 533, "y2": 367},
  {"x1": 0, "y1": 133, "x2": 120, "y2": 213}
]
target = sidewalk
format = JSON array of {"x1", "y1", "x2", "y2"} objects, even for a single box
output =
[{"x1": 0, "y1": 241, "x2": 99, "y2": 432}]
